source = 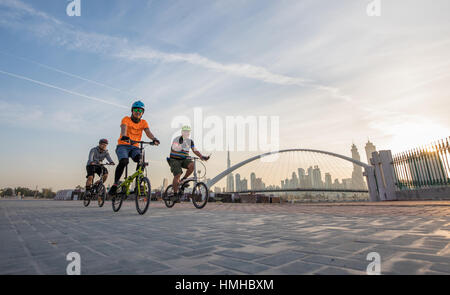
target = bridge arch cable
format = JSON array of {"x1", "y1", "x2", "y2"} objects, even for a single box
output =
[
  {"x1": 208, "y1": 149, "x2": 372, "y2": 194},
  {"x1": 292, "y1": 150, "x2": 301, "y2": 189},
  {"x1": 271, "y1": 150, "x2": 283, "y2": 190}
]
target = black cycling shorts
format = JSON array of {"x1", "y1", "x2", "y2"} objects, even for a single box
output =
[{"x1": 86, "y1": 165, "x2": 108, "y2": 178}]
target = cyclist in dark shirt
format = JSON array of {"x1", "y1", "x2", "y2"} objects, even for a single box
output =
[{"x1": 86, "y1": 139, "x2": 114, "y2": 191}]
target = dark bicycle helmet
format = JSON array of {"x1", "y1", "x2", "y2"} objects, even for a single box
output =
[{"x1": 99, "y1": 138, "x2": 109, "y2": 145}]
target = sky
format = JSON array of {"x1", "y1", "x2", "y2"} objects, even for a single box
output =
[{"x1": 0, "y1": 0, "x2": 449, "y2": 191}]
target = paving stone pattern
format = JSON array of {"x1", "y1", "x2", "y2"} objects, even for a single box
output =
[{"x1": 0, "y1": 200, "x2": 449, "y2": 275}]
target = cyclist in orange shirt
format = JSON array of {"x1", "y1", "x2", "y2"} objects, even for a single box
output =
[{"x1": 108, "y1": 101, "x2": 160, "y2": 195}]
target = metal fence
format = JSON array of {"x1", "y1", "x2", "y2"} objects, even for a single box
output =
[{"x1": 392, "y1": 137, "x2": 450, "y2": 190}]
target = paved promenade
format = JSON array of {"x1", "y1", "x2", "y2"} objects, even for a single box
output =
[{"x1": 0, "y1": 199, "x2": 449, "y2": 275}]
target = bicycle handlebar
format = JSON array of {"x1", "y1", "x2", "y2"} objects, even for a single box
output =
[
  {"x1": 187, "y1": 155, "x2": 211, "y2": 161},
  {"x1": 128, "y1": 139, "x2": 157, "y2": 146}
]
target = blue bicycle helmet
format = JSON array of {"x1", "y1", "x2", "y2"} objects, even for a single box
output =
[{"x1": 131, "y1": 100, "x2": 145, "y2": 112}]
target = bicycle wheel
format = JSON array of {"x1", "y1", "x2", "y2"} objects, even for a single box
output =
[
  {"x1": 163, "y1": 185, "x2": 176, "y2": 208},
  {"x1": 192, "y1": 182, "x2": 209, "y2": 209},
  {"x1": 112, "y1": 187, "x2": 125, "y2": 212},
  {"x1": 135, "y1": 176, "x2": 151, "y2": 215},
  {"x1": 180, "y1": 180, "x2": 195, "y2": 204},
  {"x1": 83, "y1": 192, "x2": 91, "y2": 207},
  {"x1": 97, "y1": 183, "x2": 106, "y2": 207}
]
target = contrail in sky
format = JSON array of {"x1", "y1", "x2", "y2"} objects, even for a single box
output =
[
  {"x1": 0, "y1": 69, "x2": 128, "y2": 109},
  {"x1": 0, "y1": 50, "x2": 137, "y2": 97}
]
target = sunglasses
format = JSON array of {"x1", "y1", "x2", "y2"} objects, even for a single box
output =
[{"x1": 132, "y1": 108, "x2": 144, "y2": 113}]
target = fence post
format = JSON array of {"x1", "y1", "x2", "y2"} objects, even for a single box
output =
[
  {"x1": 371, "y1": 151, "x2": 387, "y2": 201},
  {"x1": 379, "y1": 150, "x2": 397, "y2": 200},
  {"x1": 364, "y1": 165, "x2": 379, "y2": 202}
]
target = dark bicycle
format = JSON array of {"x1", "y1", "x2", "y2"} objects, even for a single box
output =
[
  {"x1": 163, "y1": 156, "x2": 209, "y2": 209},
  {"x1": 83, "y1": 163, "x2": 114, "y2": 208},
  {"x1": 111, "y1": 140, "x2": 156, "y2": 215}
]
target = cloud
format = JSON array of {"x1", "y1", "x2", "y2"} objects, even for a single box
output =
[
  {"x1": 117, "y1": 47, "x2": 352, "y2": 101},
  {"x1": 0, "y1": 98, "x2": 123, "y2": 135},
  {"x1": 0, "y1": 0, "x2": 352, "y2": 102},
  {"x1": 0, "y1": 0, "x2": 61, "y2": 24},
  {"x1": 0, "y1": 99, "x2": 43, "y2": 123}
]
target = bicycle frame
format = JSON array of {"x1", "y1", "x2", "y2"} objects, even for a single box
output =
[
  {"x1": 93, "y1": 168, "x2": 105, "y2": 187},
  {"x1": 84, "y1": 163, "x2": 112, "y2": 207},
  {"x1": 163, "y1": 156, "x2": 210, "y2": 209},
  {"x1": 184, "y1": 158, "x2": 199, "y2": 183},
  {"x1": 119, "y1": 167, "x2": 145, "y2": 195},
  {"x1": 89, "y1": 163, "x2": 110, "y2": 192},
  {"x1": 179, "y1": 157, "x2": 207, "y2": 189},
  {"x1": 117, "y1": 141, "x2": 151, "y2": 197}
]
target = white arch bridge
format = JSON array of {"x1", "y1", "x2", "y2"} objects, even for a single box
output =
[{"x1": 206, "y1": 149, "x2": 379, "y2": 201}]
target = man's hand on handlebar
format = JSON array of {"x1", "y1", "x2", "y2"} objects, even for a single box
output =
[
  {"x1": 121, "y1": 136, "x2": 159, "y2": 146},
  {"x1": 201, "y1": 155, "x2": 210, "y2": 161}
]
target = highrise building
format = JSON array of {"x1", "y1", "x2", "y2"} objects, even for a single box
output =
[
  {"x1": 250, "y1": 172, "x2": 256, "y2": 190},
  {"x1": 255, "y1": 178, "x2": 263, "y2": 190},
  {"x1": 351, "y1": 144, "x2": 365, "y2": 189},
  {"x1": 241, "y1": 178, "x2": 248, "y2": 191},
  {"x1": 291, "y1": 172, "x2": 299, "y2": 188},
  {"x1": 342, "y1": 178, "x2": 352, "y2": 189},
  {"x1": 334, "y1": 178, "x2": 341, "y2": 189},
  {"x1": 226, "y1": 149, "x2": 234, "y2": 192},
  {"x1": 305, "y1": 176, "x2": 312, "y2": 188},
  {"x1": 306, "y1": 166, "x2": 313, "y2": 188},
  {"x1": 365, "y1": 139, "x2": 377, "y2": 165},
  {"x1": 297, "y1": 168, "x2": 305, "y2": 187},
  {"x1": 313, "y1": 165, "x2": 323, "y2": 188},
  {"x1": 325, "y1": 173, "x2": 332, "y2": 189},
  {"x1": 235, "y1": 174, "x2": 241, "y2": 192}
]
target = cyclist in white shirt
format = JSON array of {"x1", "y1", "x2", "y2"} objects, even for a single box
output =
[{"x1": 167, "y1": 125, "x2": 209, "y2": 195}]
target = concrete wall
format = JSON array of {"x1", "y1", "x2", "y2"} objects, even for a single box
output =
[{"x1": 395, "y1": 186, "x2": 450, "y2": 200}]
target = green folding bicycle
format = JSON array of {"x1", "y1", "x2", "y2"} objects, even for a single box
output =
[{"x1": 111, "y1": 140, "x2": 156, "y2": 215}]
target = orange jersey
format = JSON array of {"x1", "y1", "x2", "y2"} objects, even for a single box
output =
[{"x1": 117, "y1": 116, "x2": 149, "y2": 147}]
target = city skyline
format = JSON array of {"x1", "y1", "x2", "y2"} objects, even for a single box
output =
[{"x1": 215, "y1": 142, "x2": 369, "y2": 193}]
